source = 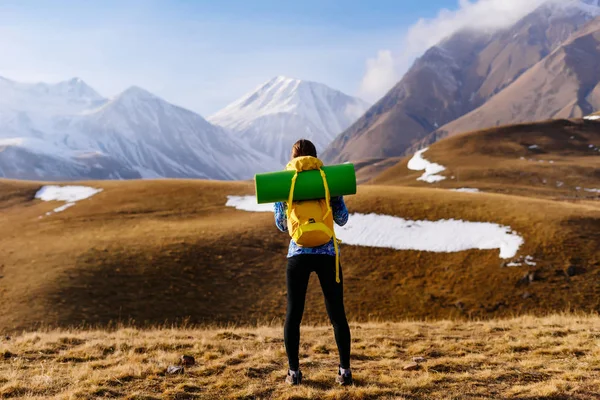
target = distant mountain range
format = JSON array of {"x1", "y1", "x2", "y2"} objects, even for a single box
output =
[
  {"x1": 323, "y1": 0, "x2": 600, "y2": 163},
  {"x1": 1, "y1": 0, "x2": 599, "y2": 181},
  {"x1": 0, "y1": 75, "x2": 368, "y2": 181}
]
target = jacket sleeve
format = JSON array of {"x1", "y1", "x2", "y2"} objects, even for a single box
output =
[
  {"x1": 331, "y1": 196, "x2": 349, "y2": 226},
  {"x1": 274, "y1": 202, "x2": 288, "y2": 232}
]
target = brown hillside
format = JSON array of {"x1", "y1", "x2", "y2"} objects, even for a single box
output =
[
  {"x1": 353, "y1": 157, "x2": 403, "y2": 184},
  {"x1": 373, "y1": 119, "x2": 600, "y2": 201},
  {"x1": 474, "y1": 3, "x2": 596, "y2": 100},
  {"x1": 434, "y1": 18, "x2": 600, "y2": 140},
  {"x1": 0, "y1": 169, "x2": 599, "y2": 331},
  {"x1": 323, "y1": 3, "x2": 598, "y2": 163}
]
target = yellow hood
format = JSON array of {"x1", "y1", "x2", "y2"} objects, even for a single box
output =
[{"x1": 285, "y1": 156, "x2": 324, "y2": 172}]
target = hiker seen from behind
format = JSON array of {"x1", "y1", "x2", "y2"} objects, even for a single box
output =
[{"x1": 273, "y1": 138, "x2": 352, "y2": 386}]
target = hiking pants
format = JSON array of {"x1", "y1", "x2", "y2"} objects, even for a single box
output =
[{"x1": 284, "y1": 254, "x2": 351, "y2": 370}]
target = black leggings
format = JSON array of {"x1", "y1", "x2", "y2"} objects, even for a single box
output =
[{"x1": 284, "y1": 254, "x2": 351, "y2": 370}]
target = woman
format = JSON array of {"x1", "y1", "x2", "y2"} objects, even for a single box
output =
[{"x1": 273, "y1": 139, "x2": 352, "y2": 386}]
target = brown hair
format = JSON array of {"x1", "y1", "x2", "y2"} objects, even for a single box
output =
[{"x1": 291, "y1": 139, "x2": 317, "y2": 159}]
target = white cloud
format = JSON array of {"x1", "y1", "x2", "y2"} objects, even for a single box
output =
[
  {"x1": 360, "y1": 0, "x2": 552, "y2": 102},
  {"x1": 358, "y1": 50, "x2": 399, "y2": 103},
  {"x1": 406, "y1": 0, "x2": 548, "y2": 51}
]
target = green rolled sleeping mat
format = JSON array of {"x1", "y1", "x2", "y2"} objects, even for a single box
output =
[{"x1": 255, "y1": 163, "x2": 357, "y2": 204}]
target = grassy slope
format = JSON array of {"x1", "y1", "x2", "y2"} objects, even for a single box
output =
[
  {"x1": 372, "y1": 119, "x2": 600, "y2": 201},
  {"x1": 1, "y1": 175, "x2": 599, "y2": 331},
  {"x1": 1, "y1": 315, "x2": 599, "y2": 399}
]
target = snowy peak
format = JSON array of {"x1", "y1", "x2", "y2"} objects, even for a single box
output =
[
  {"x1": 0, "y1": 76, "x2": 105, "y2": 119},
  {"x1": 211, "y1": 76, "x2": 370, "y2": 123},
  {"x1": 98, "y1": 86, "x2": 169, "y2": 115},
  {"x1": 101, "y1": 86, "x2": 164, "y2": 115},
  {"x1": 0, "y1": 76, "x2": 107, "y2": 141},
  {"x1": 237, "y1": 76, "x2": 303, "y2": 113},
  {"x1": 47, "y1": 77, "x2": 104, "y2": 103},
  {"x1": 116, "y1": 86, "x2": 159, "y2": 102},
  {"x1": 0, "y1": 76, "x2": 104, "y2": 105},
  {"x1": 209, "y1": 76, "x2": 371, "y2": 164}
]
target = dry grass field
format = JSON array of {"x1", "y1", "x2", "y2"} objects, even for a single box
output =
[
  {"x1": 0, "y1": 119, "x2": 599, "y2": 398},
  {"x1": 0, "y1": 176, "x2": 599, "y2": 331},
  {"x1": 1, "y1": 315, "x2": 599, "y2": 399}
]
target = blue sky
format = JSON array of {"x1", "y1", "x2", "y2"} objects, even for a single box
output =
[{"x1": 0, "y1": 0, "x2": 538, "y2": 115}]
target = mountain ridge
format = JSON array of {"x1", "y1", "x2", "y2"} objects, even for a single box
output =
[
  {"x1": 429, "y1": 16, "x2": 600, "y2": 141},
  {"x1": 323, "y1": 0, "x2": 600, "y2": 163},
  {"x1": 0, "y1": 77, "x2": 279, "y2": 181}
]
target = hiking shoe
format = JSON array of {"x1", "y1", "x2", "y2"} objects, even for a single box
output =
[
  {"x1": 336, "y1": 367, "x2": 353, "y2": 386},
  {"x1": 285, "y1": 370, "x2": 302, "y2": 385}
]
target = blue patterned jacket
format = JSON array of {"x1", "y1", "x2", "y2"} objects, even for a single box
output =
[{"x1": 274, "y1": 196, "x2": 349, "y2": 258}]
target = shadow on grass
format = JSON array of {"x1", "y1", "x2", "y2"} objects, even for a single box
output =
[{"x1": 302, "y1": 377, "x2": 379, "y2": 390}]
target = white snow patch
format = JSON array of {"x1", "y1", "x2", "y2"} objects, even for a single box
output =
[
  {"x1": 407, "y1": 148, "x2": 446, "y2": 183},
  {"x1": 36, "y1": 186, "x2": 102, "y2": 203},
  {"x1": 529, "y1": 145, "x2": 539, "y2": 149},
  {"x1": 226, "y1": 195, "x2": 273, "y2": 212},
  {"x1": 584, "y1": 188, "x2": 600, "y2": 193},
  {"x1": 451, "y1": 188, "x2": 480, "y2": 193},
  {"x1": 226, "y1": 195, "x2": 523, "y2": 259},
  {"x1": 338, "y1": 214, "x2": 522, "y2": 259},
  {"x1": 584, "y1": 115, "x2": 600, "y2": 121},
  {"x1": 36, "y1": 185, "x2": 103, "y2": 216}
]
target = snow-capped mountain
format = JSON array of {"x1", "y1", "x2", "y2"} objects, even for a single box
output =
[
  {"x1": 61, "y1": 86, "x2": 280, "y2": 180},
  {"x1": 0, "y1": 78, "x2": 279, "y2": 181},
  {"x1": 209, "y1": 76, "x2": 370, "y2": 164},
  {"x1": 0, "y1": 76, "x2": 105, "y2": 139}
]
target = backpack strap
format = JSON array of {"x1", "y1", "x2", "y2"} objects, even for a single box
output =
[
  {"x1": 286, "y1": 171, "x2": 299, "y2": 219},
  {"x1": 319, "y1": 169, "x2": 332, "y2": 220},
  {"x1": 319, "y1": 168, "x2": 341, "y2": 284}
]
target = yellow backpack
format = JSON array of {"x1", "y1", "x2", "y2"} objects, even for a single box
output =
[{"x1": 285, "y1": 156, "x2": 341, "y2": 283}]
